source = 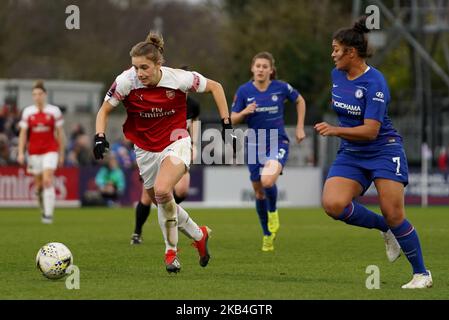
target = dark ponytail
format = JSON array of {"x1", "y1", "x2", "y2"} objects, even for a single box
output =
[
  {"x1": 353, "y1": 16, "x2": 370, "y2": 34},
  {"x1": 333, "y1": 16, "x2": 372, "y2": 59}
]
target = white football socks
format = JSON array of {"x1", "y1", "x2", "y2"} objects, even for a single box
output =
[
  {"x1": 157, "y1": 198, "x2": 205, "y2": 252},
  {"x1": 157, "y1": 198, "x2": 178, "y2": 252},
  {"x1": 43, "y1": 187, "x2": 55, "y2": 219},
  {"x1": 177, "y1": 205, "x2": 203, "y2": 241}
]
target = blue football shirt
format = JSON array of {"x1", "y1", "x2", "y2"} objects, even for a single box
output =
[
  {"x1": 331, "y1": 66, "x2": 402, "y2": 151},
  {"x1": 232, "y1": 80, "x2": 300, "y2": 143}
]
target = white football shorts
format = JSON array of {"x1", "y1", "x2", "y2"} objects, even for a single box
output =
[
  {"x1": 135, "y1": 137, "x2": 191, "y2": 189},
  {"x1": 27, "y1": 152, "x2": 59, "y2": 175}
]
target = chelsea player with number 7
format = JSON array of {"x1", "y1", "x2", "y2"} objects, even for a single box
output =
[
  {"x1": 315, "y1": 16, "x2": 432, "y2": 289},
  {"x1": 231, "y1": 52, "x2": 306, "y2": 252}
]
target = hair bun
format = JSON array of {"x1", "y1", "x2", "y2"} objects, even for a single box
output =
[
  {"x1": 353, "y1": 16, "x2": 370, "y2": 34},
  {"x1": 34, "y1": 80, "x2": 45, "y2": 87},
  {"x1": 145, "y1": 31, "x2": 164, "y2": 53},
  {"x1": 33, "y1": 80, "x2": 46, "y2": 92}
]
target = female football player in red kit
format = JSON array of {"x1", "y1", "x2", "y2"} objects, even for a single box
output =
[
  {"x1": 94, "y1": 31, "x2": 235, "y2": 273},
  {"x1": 18, "y1": 80, "x2": 66, "y2": 224}
]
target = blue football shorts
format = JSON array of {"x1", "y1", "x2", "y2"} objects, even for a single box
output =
[
  {"x1": 246, "y1": 140, "x2": 290, "y2": 182},
  {"x1": 327, "y1": 146, "x2": 409, "y2": 195}
]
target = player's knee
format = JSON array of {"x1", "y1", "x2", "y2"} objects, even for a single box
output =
[
  {"x1": 154, "y1": 185, "x2": 173, "y2": 204},
  {"x1": 260, "y1": 176, "x2": 275, "y2": 189},
  {"x1": 42, "y1": 179, "x2": 53, "y2": 189},
  {"x1": 141, "y1": 197, "x2": 152, "y2": 206},
  {"x1": 140, "y1": 190, "x2": 152, "y2": 205},
  {"x1": 385, "y1": 215, "x2": 404, "y2": 228},
  {"x1": 155, "y1": 189, "x2": 176, "y2": 219},
  {"x1": 381, "y1": 205, "x2": 405, "y2": 227},
  {"x1": 322, "y1": 198, "x2": 347, "y2": 219},
  {"x1": 254, "y1": 190, "x2": 265, "y2": 200},
  {"x1": 161, "y1": 200, "x2": 177, "y2": 219}
]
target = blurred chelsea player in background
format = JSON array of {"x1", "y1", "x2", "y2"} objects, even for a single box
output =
[
  {"x1": 315, "y1": 16, "x2": 432, "y2": 289},
  {"x1": 231, "y1": 52, "x2": 306, "y2": 252}
]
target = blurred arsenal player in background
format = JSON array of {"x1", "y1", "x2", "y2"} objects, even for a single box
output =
[{"x1": 18, "y1": 80, "x2": 66, "y2": 224}]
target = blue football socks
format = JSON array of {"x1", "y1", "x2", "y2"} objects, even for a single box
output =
[
  {"x1": 337, "y1": 201, "x2": 389, "y2": 232},
  {"x1": 255, "y1": 198, "x2": 270, "y2": 236},
  {"x1": 391, "y1": 219, "x2": 427, "y2": 274},
  {"x1": 264, "y1": 184, "x2": 278, "y2": 212}
]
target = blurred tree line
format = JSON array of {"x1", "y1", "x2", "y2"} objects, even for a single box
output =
[
  {"x1": 219, "y1": 0, "x2": 352, "y2": 124},
  {"x1": 0, "y1": 0, "x2": 223, "y2": 87},
  {"x1": 0, "y1": 0, "x2": 351, "y2": 123},
  {"x1": 2, "y1": 0, "x2": 446, "y2": 125}
]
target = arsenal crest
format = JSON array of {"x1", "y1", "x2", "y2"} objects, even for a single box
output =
[{"x1": 166, "y1": 90, "x2": 175, "y2": 99}]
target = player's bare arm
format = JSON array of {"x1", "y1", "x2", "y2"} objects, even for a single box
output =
[
  {"x1": 204, "y1": 79, "x2": 230, "y2": 120},
  {"x1": 56, "y1": 126, "x2": 66, "y2": 167},
  {"x1": 295, "y1": 95, "x2": 306, "y2": 143},
  {"x1": 17, "y1": 127, "x2": 28, "y2": 165},
  {"x1": 314, "y1": 118, "x2": 380, "y2": 141},
  {"x1": 190, "y1": 116, "x2": 200, "y2": 160},
  {"x1": 95, "y1": 101, "x2": 115, "y2": 135},
  {"x1": 230, "y1": 103, "x2": 257, "y2": 125}
]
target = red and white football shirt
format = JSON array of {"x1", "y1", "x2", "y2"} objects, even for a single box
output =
[
  {"x1": 104, "y1": 66, "x2": 207, "y2": 152},
  {"x1": 19, "y1": 105, "x2": 64, "y2": 155}
]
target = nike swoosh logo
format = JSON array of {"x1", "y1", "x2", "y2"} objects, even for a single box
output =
[
  {"x1": 247, "y1": 97, "x2": 255, "y2": 102},
  {"x1": 333, "y1": 84, "x2": 338, "y2": 88}
]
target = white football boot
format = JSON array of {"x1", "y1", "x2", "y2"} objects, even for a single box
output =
[
  {"x1": 402, "y1": 270, "x2": 433, "y2": 289},
  {"x1": 381, "y1": 230, "x2": 401, "y2": 262},
  {"x1": 41, "y1": 215, "x2": 53, "y2": 224}
]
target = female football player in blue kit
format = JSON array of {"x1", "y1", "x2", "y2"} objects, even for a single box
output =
[
  {"x1": 315, "y1": 17, "x2": 432, "y2": 289},
  {"x1": 231, "y1": 52, "x2": 306, "y2": 252}
]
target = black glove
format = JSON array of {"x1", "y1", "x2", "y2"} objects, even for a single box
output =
[
  {"x1": 93, "y1": 133, "x2": 109, "y2": 160},
  {"x1": 221, "y1": 118, "x2": 237, "y2": 154}
]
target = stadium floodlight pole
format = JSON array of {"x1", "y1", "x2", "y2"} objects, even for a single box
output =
[
  {"x1": 417, "y1": 63, "x2": 429, "y2": 208},
  {"x1": 351, "y1": 0, "x2": 362, "y2": 21},
  {"x1": 411, "y1": 10, "x2": 428, "y2": 208},
  {"x1": 374, "y1": 0, "x2": 442, "y2": 207},
  {"x1": 421, "y1": 144, "x2": 429, "y2": 208}
]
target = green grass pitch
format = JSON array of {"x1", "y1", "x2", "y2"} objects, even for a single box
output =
[{"x1": 0, "y1": 206, "x2": 448, "y2": 299}]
